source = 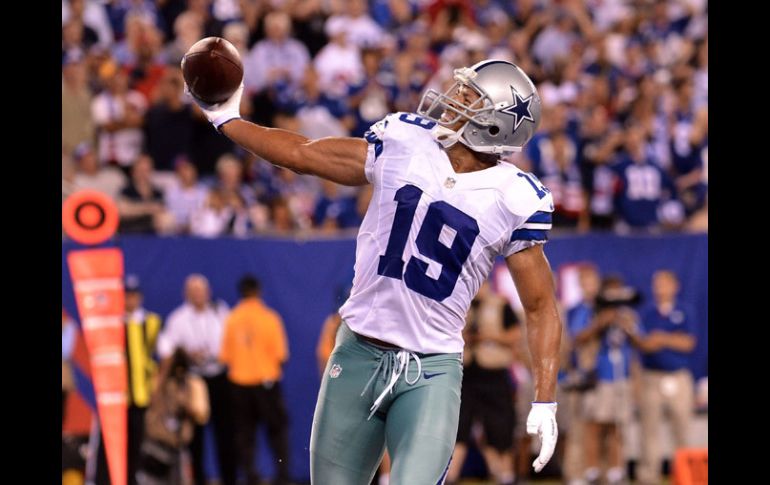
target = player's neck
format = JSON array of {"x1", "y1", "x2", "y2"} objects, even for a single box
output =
[{"x1": 446, "y1": 143, "x2": 498, "y2": 173}]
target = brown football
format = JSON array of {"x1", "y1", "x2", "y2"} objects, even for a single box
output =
[{"x1": 182, "y1": 37, "x2": 243, "y2": 105}]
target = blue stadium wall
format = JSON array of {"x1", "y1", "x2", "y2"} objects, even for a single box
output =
[{"x1": 62, "y1": 233, "x2": 707, "y2": 481}]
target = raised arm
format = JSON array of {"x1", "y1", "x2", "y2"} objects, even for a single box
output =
[
  {"x1": 188, "y1": 83, "x2": 370, "y2": 186},
  {"x1": 220, "y1": 120, "x2": 369, "y2": 186},
  {"x1": 505, "y1": 244, "x2": 562, "y2": 473}
]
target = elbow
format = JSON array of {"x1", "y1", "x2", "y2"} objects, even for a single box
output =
[{"x1": 521, "y1": 293, "x2": 549, "y2": 317}]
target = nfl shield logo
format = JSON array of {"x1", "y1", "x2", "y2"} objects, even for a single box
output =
[
  {"x1": 329, "y1": 364, "x2": 342, "y2": 378},
  {"x1": 444, "y1": 177, "x2": 456, "y2": 189}
]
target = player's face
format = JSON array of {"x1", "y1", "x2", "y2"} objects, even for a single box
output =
[{"x1": 440, "y1": 83, "x2": 482, "y2": 130}]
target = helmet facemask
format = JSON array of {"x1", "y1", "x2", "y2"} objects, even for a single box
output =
[{"x1": 417, "y1": 68, "x2": 497, "y2": 148}]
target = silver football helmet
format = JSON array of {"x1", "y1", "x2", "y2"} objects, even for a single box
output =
[{"x1": 417, "y1": 59, "x2": 541, "y2": 155}]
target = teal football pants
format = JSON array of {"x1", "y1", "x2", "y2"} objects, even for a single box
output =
[{"x1": 310, "y1": 321, "x2": 463, "y2": 485}]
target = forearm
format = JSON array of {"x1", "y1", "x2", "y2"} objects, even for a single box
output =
[
  {"x1": 221, "y1": 118, "x2": 310, "y2": 170},
  {"x1": 526, "y1": 306, "x2": 561, "y2": 402},
  {"x1": 625, "y1": 330, "x2": 648, "y2": 351},
  {"x1": 677, "y1": 169, "x2": 704, "y2": 189},
  {"x1": 220, "y1": 119, "x2": 369, "y2": 186},
  {"x1": 574, "y1": 321, "x2": 603, "y2": 345},
  {"x1": 662, "y1": 333, "x2": 696, "y2": 352}
]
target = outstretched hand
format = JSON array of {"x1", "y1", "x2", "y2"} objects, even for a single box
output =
[{"x1": 184, "y1": 81, "x2": 244, "y2": 130}]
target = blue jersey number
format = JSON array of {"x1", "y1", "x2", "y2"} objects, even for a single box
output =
[
  {"x1": 398, "y1": 113, "x2": 436, "y2": 129},
  {"x1": 378, "y1": 185, "x2": 480, "y2": 301},
  {"x1": 517, "y1": 172, "x2": 550, "y2": 199}
]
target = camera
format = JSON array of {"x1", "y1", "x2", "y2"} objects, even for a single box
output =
[{"x1": 595, "y1": 283, "x2": 641, "y2": 310}]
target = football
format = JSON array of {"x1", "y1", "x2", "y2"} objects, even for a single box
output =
[{"x1": 182, "y1": 37, "x2": 243, "y2": 105}]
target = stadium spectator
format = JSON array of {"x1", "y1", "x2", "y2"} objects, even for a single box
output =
[
  {"x1": 221, "y1": 20, "x2": 250, "y2": 58},
  {"x1": 390, "y1": 53, "x2": 424, "y2": 114},
  {"x1": 535, "y1": 130, "x2": 587, "y2": 229},
  {"x1": 668, "y1": 77, "x2": 708, "y2": 218},
  {"x1": 312, "y1": 179, "x2": 362, "y2": 232},
  {"x1": 91, "y1": 62, "x2": 147, "y2": 169},
  {"x1": 188, "y1": 104, "x2": 238, "y2": 177},
  {"x1": 560, "y1": 264, "x2": 602, "y2": 485},
  {"x1": 62, "y1": 18, "x2": 97, "y2": 68},
  {"x1": 347, "y1": 48, "x2": 393, "y2": 137},
  {"x1": 123, "y1": 275, "x2": 163, "y2": 485},
  {"x1": 325, "y1": 0, "x2": 387, "y2": 50},
  {"x1": 575, "y1": 106, "x2": 624, "y2": 231},
  {"x1": 162, "y1": 10, "x2": 204, "y2": 66},
  {"x1": 285, "y1": 0, "x2": 330, "y2": 58},
  {"x1": 611, "y1": 126, "x2": 678, "y2": 232},
  {"x1": 156, "y1": 274, "x2": 237, "y2": 485},
  {"x1": 626, "y1": 270, "x2": 697, "y2": 485},
  {"x1": 61, "y1": 0, "x2": 708, "y2": 235},
  {"x1": 62, "y1": 49, "x2": 95, "y2": 155},
  {"x1": 117, "y1": 154, "x2": 170, "y2": 234},
  {"x1": 571, "y1": 275, "x2": 639, "y2": 485},
  {"x1": 447, "y1": 281, "x2": 518, "y2": 485},
  {"x1": 112, "y1": 12, "x2": 152, "y2": 67},
  {"x1": 187, "y1": 0, "x2": 225, "y2": 39},
  {"x1": 71, "y1": 142, "x2": 128, "y2": 200},
  {"x1": 143, "y1": 67, "x2": 195, "y2": 173},
  {"x1": 314, "y1": 18, "x2": 364, "y2": 99},
  {"x1": 123, "y1": 23, "x2": 167, "y2": 103},
  {"x1": 137, "y1": 348, "x2": 209, "y2": 485},
  {"x1": 220, "y1": 275, "x2": 291, "y2": 485},
  {"x1": 62, "y1": 0, "x2": 114, "y2": 50},
  {"x1": 164, "y1": 156, "x2": 208, "y2": 234},
  {"x1": 283, "y1": 66, "x2": 354, "y2": 139},
  {"x1": 244, "y1": 10, "x2": 311, "y2": 126},
  {"x1": 316, "y1": 311, "x2": 342, "y2": 376}
]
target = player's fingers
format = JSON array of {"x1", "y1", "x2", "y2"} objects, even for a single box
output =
[{"x1": 531, "y1": 421, "x2": 557, "y2": 473}]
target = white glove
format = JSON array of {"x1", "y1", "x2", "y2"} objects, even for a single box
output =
[
  {"x1": 526, "y1": 401, "x2": 558, "y2": 473},
  {"x1": 184, "y1": 82, "x2": 244, "y2": 130}
]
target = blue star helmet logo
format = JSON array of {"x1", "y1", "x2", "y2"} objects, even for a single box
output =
[{"x1": 500, "y1": 87, "x2": 535, "y2": 132}]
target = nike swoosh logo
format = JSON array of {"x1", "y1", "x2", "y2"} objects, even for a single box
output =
[{"x1": 423, "y1": 372, "x2": 446, "y2": 380}]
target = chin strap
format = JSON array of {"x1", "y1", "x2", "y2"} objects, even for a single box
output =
[{"x1": 431, "y1": 122, "x2": 469, "y2": 149}]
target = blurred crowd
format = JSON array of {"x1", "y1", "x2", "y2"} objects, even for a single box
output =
[{"x1": 62, "y1": 0, "x2": 708, "y2": 236}]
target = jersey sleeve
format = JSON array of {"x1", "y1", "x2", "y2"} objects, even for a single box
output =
[
  {"x1": 363, "y1": 114, "x2": 391, "y2": 184},
  {"x1": 501, "y1": 190, "x2": 554, "y2": 257}
]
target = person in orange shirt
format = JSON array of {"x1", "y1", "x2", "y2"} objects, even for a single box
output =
[
  {"x1": 220, "y1": 274, "x2": 291, "y2": 485},
  {"x1": 316, "y1": 311, "x2": 342, "y2": 376}
]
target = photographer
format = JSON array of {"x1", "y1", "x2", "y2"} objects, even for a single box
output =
[
  {"x1": 571, "y1": 275, "x2": 640, "y2": 485},
  {"x1": 137, "y1": 348, "x2": 209, "y2": 485}
]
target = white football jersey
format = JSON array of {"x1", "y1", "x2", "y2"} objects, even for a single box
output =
[{"x1": 339, "y1": 113, "x2": 554, "y2": 353}]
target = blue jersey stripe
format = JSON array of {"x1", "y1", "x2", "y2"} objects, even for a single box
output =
[
  {"x1": 364, "y1": 131, "x2": 384, "y2": 159},
  {"x1": 511, "y1": 228, "x2": 549, "y2": 242},
  {"x1": 526, "y1": 211, "x2": 553, "y2": 224}
]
